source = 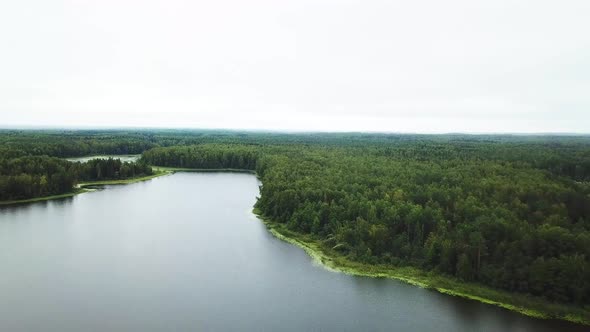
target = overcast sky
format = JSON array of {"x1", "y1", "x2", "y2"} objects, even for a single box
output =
[{"x1": 0, "y1": 1, "x2": 589, "y2": 133}]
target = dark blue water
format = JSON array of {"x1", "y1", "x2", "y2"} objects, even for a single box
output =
[{"x1": 0, "y1": 173, "x2": 585, "y2": 331}]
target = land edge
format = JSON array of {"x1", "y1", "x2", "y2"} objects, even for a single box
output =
[
  {"x1": 252, "y1": 208, "x2": 590, "y2": 326},
  {"x1": 0, "y1": 189, "x2": 90, "y2": 206},
  {"x1": 2, "y1": 167, "x2": 588, "y2": 326},
  {"x1": 151, "y1": 166, "x2": 257, "y2": 174},
  {"x1": 0, "y1": 167, "x2": 256, "y2": 206},
  {"x1": 0, "y1": 171, "x2": 169, "y2": 206}
]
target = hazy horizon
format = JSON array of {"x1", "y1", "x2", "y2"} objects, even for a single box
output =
[
  {"x1": 1, "y1": 1, "x2": 589, "y2": 133},
  {"x1": 3, "y1": 125, "x2": 590, "y2": 136}
]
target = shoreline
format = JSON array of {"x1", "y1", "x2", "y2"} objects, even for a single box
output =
[
  {"x1": 0, "y1": 167, "x2": 254, "y2": 206},
  {"x1": 151, "y1": 166, "x2": 256, "y2": 174},
  {"x1": 0, "y1": 171, "x2": 169, "y2": 206},
  {"x1": 0, "y1": 167, "x2": 252, "y2": 206},
  {"x1": 3, "y1": 168, "x2": 588, "y2": 326},
  {"x1": 77, "y1": 171, "x2": 169, "y2": 188},
  {"x1": 253, "y1": 209, "x2": 590, "y2": 326},
  {"x1": 0, "y1": 189, "x2": 89, "y2": 206}
]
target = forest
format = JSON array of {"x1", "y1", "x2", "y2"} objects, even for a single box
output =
[
  {"x1": 1, "y1": 129, "x2": 590, "y2": 309},
  {"x1": 140, "y1": 137, "x2": 590, "y2": 307},
  {"x1": 0, "y1": 130, "x2": 156, "y2": 200},
  {"x1": 0, "y1": 154, "x2": 152, "y2": 201}
]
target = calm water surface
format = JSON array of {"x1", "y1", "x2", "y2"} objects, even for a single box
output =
[{"x1": 0, "y1": 173, "x2": 585, "y2": 332}]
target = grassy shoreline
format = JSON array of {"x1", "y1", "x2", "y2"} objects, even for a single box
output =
[
  {"x1": 0, "y1": 171, "x2": 169, "y2": 206},
  {"x1": 77, "y1": 171, "x2": 168, "y2": 188},
  {"x1": 253, "y1": 209, "x2": 590, "y2": 326},
  {"x1": 0, "y1": 189, "x2": 89, "y2": 206},
  {"x1": 3, "y1": 167, "x2": 588, "y2": 326},
  {"x1": 0, "y1": 167, "x2": 252, "y2": 206}
]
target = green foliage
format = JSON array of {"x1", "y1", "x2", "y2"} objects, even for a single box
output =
[
  {"x1": 0, "y1": 156, "x2": 75, "y2": 200},
  {"x1": 0, "y1": 156, "x2": 152, "y2": 201},
  {"x1": 2, "y1": 129, "x2": 590, "y2": 307},
  {"x1": 141, "y1": 145, "x2": 258, "y2": 170},
  {"x1": 0, "y1": 130, "x2": 163, "y2": 200},
  {"x1": 73, "y1": 158, "x2": 153, "y2": 182},
  {"x1": 143, "y1": 138, "x2": 590, "y2": 306}
]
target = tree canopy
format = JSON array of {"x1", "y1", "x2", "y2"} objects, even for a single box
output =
[{"x1": 2, "y1": 129, "x2": 590, "y2": 306}]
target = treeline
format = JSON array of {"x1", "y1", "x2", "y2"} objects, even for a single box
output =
[
  {"x1": 374, "y1": 141, "x2": 590, "y2": 181},
  {"x1": 0, "y1": 156, "x2": 152, "y2": 201},
  {"x1": 74, "y1": 158, "x2": 153, "y2": 182},
  {"x1": 141, "y1": 145, "x2": 259, "y2": 170},
  {"x1": 2, "y1": 130, "x2": 590, "y2": 305},
  {"x1": 0, "y1": 131, "x2": 156, "y2": 158},
  {"x1": 2, "y1": 129, "x2": 590, "y2": 182},
  {"x1": 0, "y1": 156, "x2": 76, "y2": 200},
  {"x1": 0, "y1": 130, "x2": 162, "y2": 201},
  {"x1": 144, "y1": 143, "x2": 590, "y2": 306}
]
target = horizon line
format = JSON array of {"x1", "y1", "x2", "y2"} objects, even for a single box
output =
[{"x1": 1, "y1": 125, "x2": 590, "y2": 136}]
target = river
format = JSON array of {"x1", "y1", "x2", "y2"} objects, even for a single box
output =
[{"x1": 0, "y1": 173, "x2": 585, "y2": 331}]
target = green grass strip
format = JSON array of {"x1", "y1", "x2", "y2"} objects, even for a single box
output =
[
  {"x1": 0, "y1": 189, "x2": 89, "y2": 206},
  {"x1": 77, "y1": 171, "x2": 168, "y2": 188},
  {"x1": 253, "y1": 208, "x2": 590, "y2": 326},
  {"x1": 1, "y1": 170, "x2": 169, "y2": 206}
]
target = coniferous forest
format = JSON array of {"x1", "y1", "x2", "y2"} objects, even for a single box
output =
[{"x1": 1, "y1": 129, "x2": 590, "y2": 314}]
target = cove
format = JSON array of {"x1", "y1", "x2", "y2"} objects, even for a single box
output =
[{"x1": 0, "y1": 173, "x2": 585, "y2": 332}]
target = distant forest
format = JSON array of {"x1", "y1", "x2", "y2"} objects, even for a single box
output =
[
  {"x1": 1, "y1": 129, "x2": 590, "y2": 306},
  {"x1": 0, "y1": 130, "x2": 156, "y2": 200}
]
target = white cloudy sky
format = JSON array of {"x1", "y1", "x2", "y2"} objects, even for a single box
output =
[{"x1": 0, "y1": 0, "x2": 589, "y2": 132}]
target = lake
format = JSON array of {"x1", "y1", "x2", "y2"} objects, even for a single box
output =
[
  {"x1": 0, "y1": 173, "x2": 585, "y2": 331},
  {"x1": 65, "y1": 154, "x2": 140, "y2": 163}
]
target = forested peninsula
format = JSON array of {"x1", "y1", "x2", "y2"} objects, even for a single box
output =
[{"x1": 1, "y1": 130, "x2": 590, "y2": 324}]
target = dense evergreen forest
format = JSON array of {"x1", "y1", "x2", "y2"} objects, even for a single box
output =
[
  {"x1": 0, "y1": 156, "x2": 153, "y2": 201},
  {"x1": 2, "y1": 129, "x2": 590, "y2": 309},
  {"x1": 0, "y1": 131, "x2": 155, "y2": 201},
  {"x1": 141, "y1": 136, "x2": 590, "y2": 307}
]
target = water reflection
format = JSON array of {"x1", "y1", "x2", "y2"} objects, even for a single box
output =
[{"x1": 0, "y1": 195, "x2": 74, "y2": 211}]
